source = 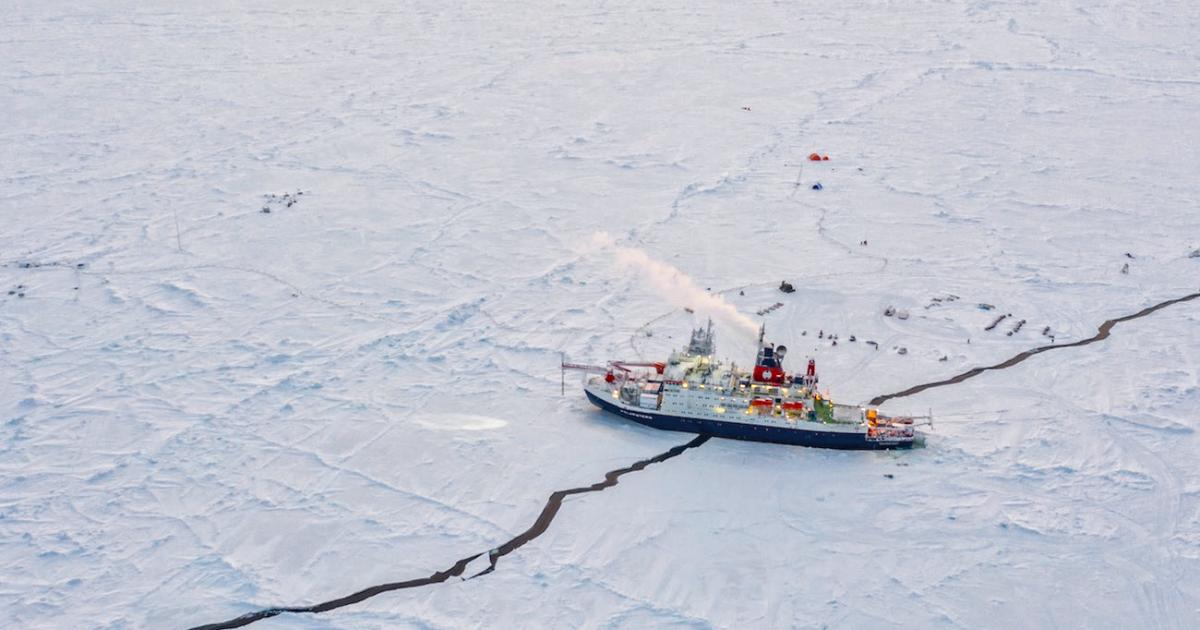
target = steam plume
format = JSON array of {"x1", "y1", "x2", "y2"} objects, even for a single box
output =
[{"x1": 588, "y1": 232, "x2": 759, "y2": 339}]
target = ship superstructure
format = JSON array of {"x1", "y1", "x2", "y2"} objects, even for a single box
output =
[{"x1": 564, "y1": 321, "x2": 916, "y2": 450}]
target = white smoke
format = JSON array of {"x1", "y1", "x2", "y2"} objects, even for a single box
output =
[{"x1": 588, "y1": 232, "x2": 760, "y2": 340}]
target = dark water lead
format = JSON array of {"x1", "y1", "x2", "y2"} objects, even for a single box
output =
[
  {"x1": 188, "y1": 435, "x2": 711, "y2": 630},
  {"x1": 869, "y1": 290, "x2": 1200, "y2": 407}
]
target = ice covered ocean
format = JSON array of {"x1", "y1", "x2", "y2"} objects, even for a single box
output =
[{"x1": 3, "y1": 2, "x2": 1200, "y2": 628}]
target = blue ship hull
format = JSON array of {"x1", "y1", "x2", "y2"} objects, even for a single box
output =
[{"x1": 586, "y1": 390, "x2": 911, "y2": 451}]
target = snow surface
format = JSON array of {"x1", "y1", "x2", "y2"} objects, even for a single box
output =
[{"x1": 3, "y1": 1, "x2": 1200, "y2": 628}]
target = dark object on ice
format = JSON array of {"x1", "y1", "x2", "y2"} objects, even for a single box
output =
[
  {"x1": 1007, "y1": 319, "x2": 1026, "y2": 336},
  {"x1": 866, "y1": 340, "x2": 878, "y2": 349},
  {"x1": 779, "y1": 281, "x2": 795, "y2": 293},
  {"x1": 811, "y1": 182, "x2": 823, "y2": 191},
  {"x1": 262, "y1": 190, "x2": 303, "y2": 213},
  {"x1": 818, "y1": 330, "x2": 824, "y2": 339},
  {"x1": 939, "y1": 355, "x2": 948, "y2": 362},
  {"x1": 683, "y1": 307, "x2": 694, "y2": 314},
  {"x1": 17, "y1": 293, "x2": 24, "y2": 298},
  {"x1": 883, "y1": 306, "x2": 895, "y2": 317},
  {"x1": 76, "y1": 263, "x2": 85, "y2": 268},
  {"x1": 739, "y1": 290, "x2": 744, "y2": 296},
  {"x1": 801, "y1": 330, "x2": 807, "y2": 336},
  {"x1": 831, "y1": 340, "x2": 838, "y2": 346},
  {"x1": 1124, "y1": 252, "x2": 1134, "y2": 259},
  {"x1": 1189, "y1": 248, "x2": 1200, "y2": 258},
  {"x1": 884, "y1": 473, "x2": 895, "y2": 479},
  {"x1": 1042, "y1": 326, "x2": 1051, "y2": 336},
  {"x1": 6, "y1": 290, "x2": 12, "y2": 295},
  {"x1": 849, "y1": 335, "x2": 856, "y2": 342},
  {"x1": 1120, "y1": 263, "x2": 1129, "y2": 274},
  {"x1": 978, "y1": 303, "x2": 995, "y2": 311},
  {"x1": 985, "y1": 313, "x2": 1009, "y2": 331},
  {"x1": 742, "y1": 106, "x2": 751, "y2": 111},
  {"x1": 897, "y1": 347, "x2": 907, "y2": 355},
  {"x1": 756, "y1": 302, "x2": 784, "y2": 316}
]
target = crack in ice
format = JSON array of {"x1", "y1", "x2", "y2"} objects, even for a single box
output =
[
  {"x1": 188, "y1": 435, "x2": 710, "y2": 630},
  {"x1": 869, "y1": 291, "x2": 1200, "y2": 406}
]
